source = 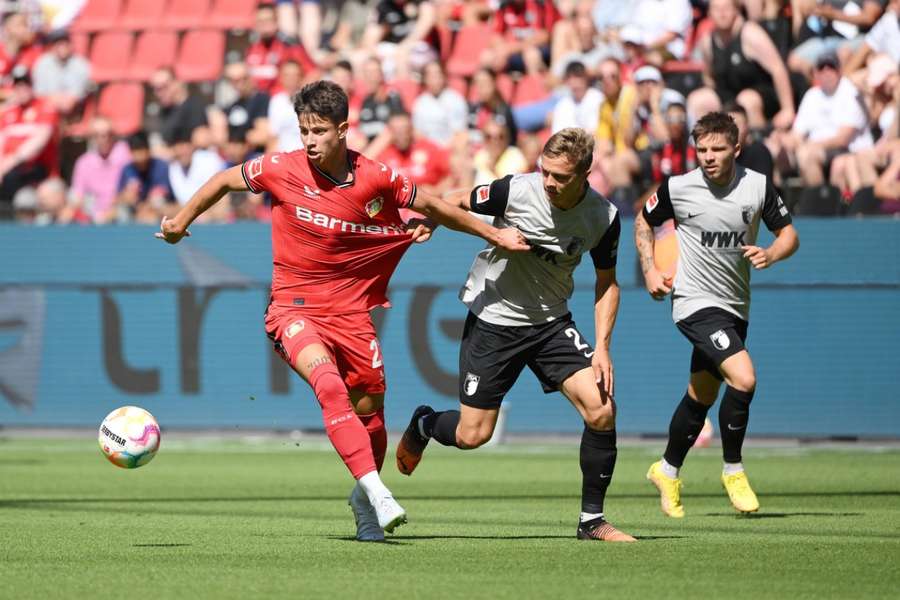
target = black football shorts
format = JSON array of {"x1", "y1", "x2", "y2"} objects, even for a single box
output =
[{"x1": 676, "y1": 307, "x2": 749, "y2": 380}]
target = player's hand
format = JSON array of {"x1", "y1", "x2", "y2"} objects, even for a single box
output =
[
  {"x1": 406, "y1": 217, "x2": 435, "y2": 244},
  {"x1": 742, "y1": 245, "x2": 772, "y2": 269},
  {"x1": 492, "y1": 228, "x2": 531, "y2": 252},
  {"x1": 592, "y1": 348, "x2": 614, "y2": 399},
  {"x1": 154, "y1": 215, "x2": 190, "y2": 244},
  {"x1": 644, "y1": 268, "x2": 673, "y2": 300}
]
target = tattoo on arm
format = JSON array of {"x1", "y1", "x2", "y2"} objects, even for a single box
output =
[
  {"x1": 634, "y1": 215, "x2": 656, "y2": 274},
  {"x1": 306, "y1": 356, "x2": 332, "y2": 371}
]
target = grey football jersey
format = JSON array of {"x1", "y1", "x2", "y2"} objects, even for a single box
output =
[
  {"x1": 460, "y1": 173, "x2": 620, "y2": 326},
  {"x1": 643, "y1": 166, "x2": 792, "y2": 322}
]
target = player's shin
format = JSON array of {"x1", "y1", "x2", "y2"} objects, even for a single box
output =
[
  {"x1": 663, "y1": 393, "x2": 712, "y2": 470},
  {"x1": 719, "y1": 386, "x2": 754, "y2": 464},
  {"x1": 422, "y1": 410, "x2": 462, "y2": 448},
  {"x1": 358, "y1": 408, "x2": 387, "y2": 471},
  {"x1": 309, "y1": 363, "x2": 377, "y2": 479},
  {"x1": 580, "y1": 427, "x2": 616, "y2": 520}
]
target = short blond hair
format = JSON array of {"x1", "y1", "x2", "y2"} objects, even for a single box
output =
[{"x1": 542, "y1": 128, "x2": 594, "y2": 174}]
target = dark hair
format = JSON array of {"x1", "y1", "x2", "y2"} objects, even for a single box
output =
[
  {"x1": 127, "y1": 131, "x2": 149, "y2": 150},
  {"x1": 722, "y1": 101, "x2": 747, "y2": 119},
  {"x1": 564, "y1": 61, "x2": 587, "y2": 79},
  {"x1": 334, "y1": 59, "x2": 353, "y2": 73},
  {"x1": 691, "y1": 111, "x2": 739, "y2": 146},
  {"x1": 293, "y1": 80, "x2": 349, "y2": 124}
]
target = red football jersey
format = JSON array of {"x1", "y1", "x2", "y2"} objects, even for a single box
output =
[
  {"x1": 0, "y1": 97, "x2": 59, "y2": 173},
  {"x1": 244, "y1": 37, "x2": 316, "y2": 94},
  {"x1": 242, "y1": 149, "x2": 418, "y2": 314}
]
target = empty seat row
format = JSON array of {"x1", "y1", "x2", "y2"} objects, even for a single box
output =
[
  {"x1": 71, "y1": 0, "x2": 259, "y2": 33},
  {"x1": 89, "y1": 29, "x2": 224, "y2": 82}
]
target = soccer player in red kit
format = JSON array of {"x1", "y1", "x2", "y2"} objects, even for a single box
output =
[{"x1": 156, "y1": 80, "x2": 528, "y2": 541}]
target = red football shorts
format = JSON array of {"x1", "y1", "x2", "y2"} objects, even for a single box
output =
[{"x1": 264, "y1": 306, "x2": 386, "y2": 394}]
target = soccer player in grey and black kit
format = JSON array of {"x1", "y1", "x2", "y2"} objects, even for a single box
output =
[
  {"x1": 396, "y1": 128, "x2": 636, "y2": 542},
  {"x1": 635, "y1": 112, "x2": 799, "y2": 517}
]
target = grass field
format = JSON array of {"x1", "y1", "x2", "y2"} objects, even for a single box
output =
[{"x1": 2, "y1": 436, "x2": 899, "y2": 599}]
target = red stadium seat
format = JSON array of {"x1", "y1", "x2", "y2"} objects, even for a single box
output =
[
  {"x1": 97, "y1": 82, "x2": 145, "y2": 135},
  {"x1": 391, "y1": 78, "x2": 421, "y2": 112},
  {"x1": 70, "y1": 32, "x2": 90, "y2": 58},
  {"x1": 174, "y1": 30, "x2": 225, "y2": 82},
  {"x1": 447, "y1": 76, "x2": 468, "y2": 98},
  {"x1": 130, "y1": 31, "x2": 178, "y2": 81},
  {"x1": 160, "y1": 0, "x2": 211, "y2": 30},
  {"x1": 208, "y1": 0, "x2": 258, "y2": 30},
  {"x1": 66, "y1": 94, "x2": 98, "y2": 138},
  {"x1": 511, "y1": 74, "x2": 549, "y2": 107},
  {"x1": 446, "y1": 23, "x2": 493, "y2": 78},
  {"x1": 89, "y1": 31, "x2": 133, "y2": 83},
  {"x1": 71, "y1": 0, "x2": 122, "y2": 33},
  {"x1": 116, "y1": 0, "x2": 167, "y2": 30}
]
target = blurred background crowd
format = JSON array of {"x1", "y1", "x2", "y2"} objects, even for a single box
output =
[{"x1": 0, "y1": 0, "x2": 898, "y2": 224}]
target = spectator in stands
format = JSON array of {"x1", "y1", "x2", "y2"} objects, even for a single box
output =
[
  {"x1": 844, "y1": 1, "x2": 900, "y2": 76},
  {"x1": 485, "y1": 0, "x2": 560, "y2": 75},
  {"x1": 551, "y1": 10, "x2": 617, "y2": 80},
  {"x1": 642, "y1": 89, "x2": 696, "y2": 189},
  {"x1": 412, "y1": 60, "x2": 468, "y2": 148},
  {"x1": 31, "y1": 1, "x2": 87, "y2": 33},
  {"x1": 468, "y1": 68, "x2": 517, "y2": 145},
  {"x1": 267, "y1": 59, "x2": 305, "y2": 152},
  {"x1": 594, "y1": 57, "x2": 638, "y2": 198},
  {"x1": 31, "y1": 29, "x2": 90, "y2": 117},
  {"x1": 149, "y1": 67, "x2": 210, "y2": 152},
  {"x1": 689, "y1": 0, "x2": 796, "y2": 130},
  {"x1": 326, "y1": 60, "x2": 368, "y2": 150},
  {"x1": 116, "y1": 131, "x2": 172, "y2": 224},
  {"x1": 472, "y1": 117, "x2": 528, "y2": 186},
  {"x1": 358, "y1": 57, "x2": 405, "y2": 143},
  {"x1": 872, "y1": 141, "x2": 900, "y2": 212},
  {"x1": 167, "y1": 131, "x2": 226, "y2": 212},
  {"x1": 550, "y1": 61, "x2": 602, "y2": 134},
  {"x1": 744, "y1": 0, "x2": 794, "y2": 59},
  {"x1": 378, "y1": 111, "x2": 451, "y2": 194},
  {"x1": 65, "y1": 117, "x2": 131, "y2": 224},
  {"x1": 619, "y1": 0, "x2": 693, "y2": 65},
  {"x1": 210, "y1": 61, "x2": 270, "y2": 151},
  {"x1": 246, "y1": 2, "x2": 316, "y2": 94},
  {"x1": 726, "y1": 102, "x2": 775, "y2": 180},
  {"x1": 770, "y1": 51, "x2": 874, "y2": 188},
  {"x1": 11, "y1": 185, "x2": 38, "y2": 223},
  {"x1": 275, "y1": 0, "x2": 325, "y2": 63},
  {"x1": 361, "y1": 0, "x2": 438, "y2": 79},
  {"x1": 0, "y1": 66, "x2": 57, "y2": 216},
  {"x1": 788, "y1": 0, "x2": 885, "y2": 79},
  {"x1": 0, "y1": 12, "x2": 42, "y2": 100},
  {"x1": 34, "y1": 176, "x2": 66, "y2": 225}
]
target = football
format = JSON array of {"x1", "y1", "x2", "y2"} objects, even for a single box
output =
[{"x1": 98, "y1": 406, "x2": 161, "y2": 469}]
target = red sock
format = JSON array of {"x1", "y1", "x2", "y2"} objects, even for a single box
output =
[
  {"x1": 358, "y1": 408, "x2": 387, "y2": 472},
  {"x1": 309, "y1": 363, "x2": 376, "y2": 479}
]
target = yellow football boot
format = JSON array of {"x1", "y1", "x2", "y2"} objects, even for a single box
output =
[
  {"x1": 646, "y1": 461, "x2": 685, "y2": 518},
  {"x1": 721, "y1": 470, "x2": 760, "y2": 513}
]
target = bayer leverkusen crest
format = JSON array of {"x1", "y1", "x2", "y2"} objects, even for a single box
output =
[{"x1": 365, "y1": 197, "x2": 383, "y2": 218}]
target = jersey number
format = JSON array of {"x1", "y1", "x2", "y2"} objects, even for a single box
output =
[
  {"x1": 565, "y1": 328, "x2": 594, "y2": 358},
  {"x1": 370, "y1": 339, "x2": 383, "y2": 369}
]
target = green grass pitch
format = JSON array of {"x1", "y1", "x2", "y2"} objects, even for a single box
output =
[{"x1": 2, "y1": 437, "x2": 899, "y2": 599}]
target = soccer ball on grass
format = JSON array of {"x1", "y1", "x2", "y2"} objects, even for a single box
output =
[{"x1": 98, "y1": 406, "x2": 161, "y2": 469}]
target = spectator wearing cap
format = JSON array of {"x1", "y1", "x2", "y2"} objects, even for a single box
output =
[
  {"x1": 770, "y1": 51, "x2": 873, "y2": 190},
  {"x1": 0, "y1": 12, "x2": 42, "y2": 101},
  {"x1": 378, "y1": 111, "x2": 451, "y2": 195},
  {"x1": 844, "y1": 1, "x2": 900, "y2": 77},
  {"x1": 484, "y1": 0, "x2": 560, "y2": 75},
  {"x1": 550, "y1": 61, "x2": 603, "y2": 134},
  {"x1": 788, "y1": 0, "x2": 885, "y2": 80},
  {"x1": 267, "y1": 59, "x2": 306, "y2": 152},
  {"x1": 64, "y1": 117, "x2": 131, "y2": 224},
  {"x1": 412, "y1": 60, "x2": 468, "y2": 148},
  {"x1": 149, "y1": 67, "x2": 210, "y2": 154},
  {"x1": 0, "y1": 66, "x2": 58, "y2": 215},
  {"x1": 210, "y1": 61, "x2": 270, "y2": 151},
  {"x1": 726, "y1": 102, "x2": 775, "y2": 181},
  {"x1": 245, "y1": 2, "x2": 316, "y2": 94},
  {"x1": 31, "y1": 29, "x2": 91, "y2": 117},
  {"x1": 689, "y1": 0, "x2": 796, "y2": 131},
  {"x1": 116, "y1": 131, "x2": 172, "y2": 224}
]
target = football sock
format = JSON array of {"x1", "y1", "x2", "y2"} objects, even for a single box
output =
[
  {"x1": 422, "y1": 410, "x2": 461, "y2": 447},
  {"x1": 660, "y1": 458, "x2": 679, "y2": 478},
  {"x1": 357, "y1": 470, "x2": 391, "y2": 502},
  {"x1": 357, "y1": 408, "x2": 387, "y2": 472},
  {"x1": 719, "y1": 386, "x2": 754, "y2": 463},
  {"x1": 580, "y1": 427, "x2": 617, "y2": 514},
  {"x1": 309, "y1": 362, "x2": 375, "y2": 479},
  {"x1": 580, "y1": 512, "x2": 604, "y2": 523},
  {"x1": 723, "y1": 461, "x2": 744, "y2": 476},
  {"x1": 663, "y1": 393, "x2": 711, "y2": 468}
]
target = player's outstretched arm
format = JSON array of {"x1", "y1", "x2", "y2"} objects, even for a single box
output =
[
  {"x1": 634, "y1": 211, "x2": 673, "y2": 300},
  {"x1": 155, "y1": 165, "x2": 250, "y2": 244},
  {"x1": 410, "y1": 189, "x2": 530, "y2": 252},
  {"x1": 592, "y1": 267, "x2": 620, "y2": 398},
  {"x1": 742, "y1": 223, "x2": 799, "y2": 269}
]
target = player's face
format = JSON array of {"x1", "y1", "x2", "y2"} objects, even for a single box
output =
[
  {"x1": 696, "y1": 132, "x2": 739, "y2": 184},
  {"x1": 539, "y1": 153, "x2": 586, "y2": 206},
  {"x1": 299, "y1": 113, "x2": 347, "y2": 164}
]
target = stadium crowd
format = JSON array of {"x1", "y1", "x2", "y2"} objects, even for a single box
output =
[{"x1": 0, "y1": 0, "x2": 898, "y2": 223}]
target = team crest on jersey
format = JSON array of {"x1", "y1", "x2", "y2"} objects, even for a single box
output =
[
  {"x1": 464, "y1": 372, "x2": 480, "y2": 396},
  {"x1": 646, "y1": 193, "x2": 659, "y2": 213},
  {"x1": 565, "y1": 236, "x2": 585, "y2": 256},
  {"x1": 366, "y1": 197, "x2": 384, "y2": 218},
  {"x1": 285, "y1": 320, "x2": 305, "y2": 339},
  {"x1": 246, "y1": 156, "x2": 263, "y2": 179},
  {"x1": 741, "y1": 205, "x2": 754, "y2": 225},
  {"x1": 709, "y1": 329, "x2": 731, "y2": 351}
]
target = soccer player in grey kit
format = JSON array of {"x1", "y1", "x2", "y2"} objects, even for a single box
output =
[
  {"x1": 395, "y1": 128, "x2": 635, "y2": 542},
  {"x1": 635, "y1": 111, "x2": 799, "y2": 517}
]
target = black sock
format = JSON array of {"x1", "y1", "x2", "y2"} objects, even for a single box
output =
[
  {"x1": 580, "y1": 427, "x2": 617, "y2": 514},
  {"x1": 663, "y1": 393, "x2": 711, "y2": 468},
  {"x1": 422, "y1": 410, "x2": 461, "y2": 447},
  {"x1": 719, "y1": 386, "x2": 754, "y2": 463}
]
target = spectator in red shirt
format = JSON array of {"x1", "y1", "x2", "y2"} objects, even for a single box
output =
[
  {"x1": 245, "y1": 2, "x2": 316, "y2": 94},
  {"x1": 0, "y1": 12, "x2": 43, "y2": 101},
  {"x1": 378, "y1": 111, "x2": 451, "y2": 195},
  {"x1": 486, "y1": 0, "x2": 560, "y2": 75},
  {"x1": 0, "y1": 66, "x2": 57, "y2": 216}
]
